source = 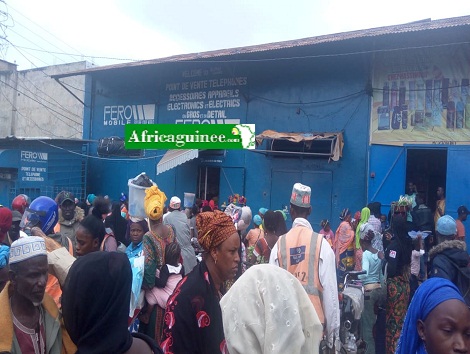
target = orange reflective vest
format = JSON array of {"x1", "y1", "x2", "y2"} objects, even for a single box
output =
[
  {"x1": 45, "y1": 236, "x2": 73, "y2": 307},
  {"x1": 277, "y1": 227, "x2": 324, "y2": 324}
]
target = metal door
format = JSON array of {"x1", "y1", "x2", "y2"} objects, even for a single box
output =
[
  {"x1": 368, "y1": 145, "x2": 406, "y2": 215},
  {"x1": 270, "y1": 169, "x2": 332, "y2": 231},
  {"x1": 219, "y1": 167, "x2": 245, "y2": 207},
  {"x1": 446, "y1": 146, "x2": 470, "y2": 220}
]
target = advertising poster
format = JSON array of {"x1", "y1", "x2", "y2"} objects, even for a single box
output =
[{"x1": 370, "y1": 44, "x2": 470, "y2": 145}]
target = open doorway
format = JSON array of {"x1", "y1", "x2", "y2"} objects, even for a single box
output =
[
  {"x1": 197, "y1": 166, "x2": 220, "y2": 203},
  {"x1": 406, "y1": 149, "x2": 447, "y2": 211}
]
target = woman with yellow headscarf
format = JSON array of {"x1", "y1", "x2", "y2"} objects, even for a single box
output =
[
  {"x1": 139, "y1": 185, "x2": 176, "y2": 344},
  {"x1": 161, "y1": 210, "x2": 240, "y2": 354}
]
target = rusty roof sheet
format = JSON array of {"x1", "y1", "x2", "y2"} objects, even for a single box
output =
[{"x1": 53, "y1": 15, "x2": 470, "y2": 78}]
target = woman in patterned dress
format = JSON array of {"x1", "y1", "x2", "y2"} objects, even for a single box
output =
[
  {"x1": 384, "y1": 214, "x2": 412, "y2": 354},
  {"x1": 139, "y1": 185, "x2": 175, "y2": 343},
  {"x1": 161, "y1": 210, "x2": 240, "y2": 354},
  {"x1": 334, "y1": 208, "x2": 356, "y2": 291}
]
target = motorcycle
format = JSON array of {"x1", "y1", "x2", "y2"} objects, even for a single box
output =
[{"x1": 338, "y1": 270, "x2": 367, "y2": 354}]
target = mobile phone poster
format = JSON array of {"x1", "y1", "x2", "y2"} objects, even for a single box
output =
[{"x1": 370, "y1": 43, "x2": 470, "y2": 146}]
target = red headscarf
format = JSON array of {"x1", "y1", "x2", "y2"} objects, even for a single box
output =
[{"x1": 0, "y1": 207, "x2": 13, "y2": 243}]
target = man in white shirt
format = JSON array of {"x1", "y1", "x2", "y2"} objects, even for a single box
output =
[{"x1": 269, "y1": 183, "x2": 340, "y2": 351}]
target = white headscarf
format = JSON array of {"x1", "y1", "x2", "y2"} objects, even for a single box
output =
[
  {"x1": 220, "y1": 264, "x2": 322, "y2": 354},
  {"x1": 359, "y1": 222, "x2": 374, "y2": 240}
]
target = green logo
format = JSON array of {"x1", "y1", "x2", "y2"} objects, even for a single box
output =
[{"x1": 125, "y1": 124, "x2": 255, "y2": 150}]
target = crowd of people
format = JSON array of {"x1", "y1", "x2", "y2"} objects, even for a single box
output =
[{"x1": 0, "y1": 181, "x2": 469, "y2": 354}]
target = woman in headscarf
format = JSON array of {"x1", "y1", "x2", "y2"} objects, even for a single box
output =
[
  {"x1": 354, "y1": 207, "x2": 370, "y2": 271},
  {"x1": 161, "y1": 210, "x2": 240, "y2": 354},
  {"x1": 384, "y1": 213, "x2": 412, "y2": 354},
  {"x1": 62, "y1": 252, "x2": 162, "y2": 354},
  {"x1": 334, "y1": 208, "x2": 355, "y2": 291},
  {"x1": 0, "y1": 206, "x2": 13, "y2": 244},
  {"x1": 220, "y1": 264, "x2": 323, "y2": 354},
  {"x1": 396, "y1": 277, "x2": 470, "y2": 354},
  {"x1": 140, "y1": 185, "x2": 175, "y2": 343},
  {"x1": 105, "y1": 202, "x2": 129, "y2": 246},
  {"x1": 0, "y1": 244, "x2": 9, "y2": 292}
]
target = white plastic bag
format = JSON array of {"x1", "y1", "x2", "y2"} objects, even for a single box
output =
[{"x1": 129, "y1": 254, "x2": 145, "y2": 317}]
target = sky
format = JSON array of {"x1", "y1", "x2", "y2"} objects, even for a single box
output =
[{"x1": 2, "y1": 0, "x2": 470, "y2": 70}]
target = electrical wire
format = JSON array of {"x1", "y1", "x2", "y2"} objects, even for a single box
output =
[
  {"x1": 7, "y1": 5, "x2": 140, "y2": 64},
  {"x1": 173, "y1": 41, "x2": 470, "y2": 64},
  {"x1": 4, "y1": 2, "x2": 470, "y2": 68},
  {"x1": 7, "y1": 38, "x2": 85, "y2": 101},
  {"x1": 37, "y1": 139, "x2": 166, "y2": 161},
  {"x1": 14, "y1": 44, "x2": 140, "y2": 62},
  {"x1": 342, "y1": 94, "x2": 366, "y2": 131},
  {"x1": 0, "y1": 85, "x2": 64, "y2": 137},
  {"x1": 7, "y1": 3, "x2": 86, "y2": 60},
  {"x1": 250, "y1": 89, "x2": 365, "y2": 105},
  {"x1": 58, "y1": 80, "x2": 86, "y2": 93},
  {"x1": 0, "y1": 77, "x2": 83, "y2": 130},
  {"x1": 8, "y1": 38, "x2": 50, "y2": 66},
  {"x1": 6, "y1": 39, "x2": 52, "y2": 73},
  {"x1": 15, "y1": 72, "x2": 84, "y2": 119},
  {"x1": 8, "y1": 27, "x2": 68, "y2": 64},
  {"x1": 371, "y1": 83, "x2": 466, "y2": 93}
]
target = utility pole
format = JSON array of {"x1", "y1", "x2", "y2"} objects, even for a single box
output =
[{"x1": 10, "y1": 67, "x2": 18, "y2": 136}]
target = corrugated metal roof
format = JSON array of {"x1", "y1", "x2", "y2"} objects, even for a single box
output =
[
  {"x1": 0, "y1": 136, "x2": 91, "y2": 142},
  {"x1": 53, "y1": 15, "x2": 470, "y2": 78}
]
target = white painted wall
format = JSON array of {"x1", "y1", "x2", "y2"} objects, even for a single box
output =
[
  {"x1": 0, "y1": 60, "x2": 19, "y2": 137},
  {"x1": 0, "y1": 61, "x2": 93, "y2": 139}
]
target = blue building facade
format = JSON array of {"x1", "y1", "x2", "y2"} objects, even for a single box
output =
[
  {"x1": 0, "y1": 138, "x2": 87, "y2": 205},
  {"x1": 55, "y1": 16, "x2": 470, "y2": 233}
]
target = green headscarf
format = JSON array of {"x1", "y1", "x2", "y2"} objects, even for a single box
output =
[{"x1": 355, "y1": 207, "x2": 370, "y2": 249}]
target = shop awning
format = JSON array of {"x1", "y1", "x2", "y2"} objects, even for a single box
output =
[
  {"x1": 156, "y1": 149, "x2": 199, "y2": 175},
  {"x1": 254, "y1": 130, "x2": 344, "y2": 161}
]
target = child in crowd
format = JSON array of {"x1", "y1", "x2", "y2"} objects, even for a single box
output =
[
  {"x1": 126, "y1": 219, "x2": 149, "y2": 329},
  {"x1": 410, "y1": 234, "x2": 424, "y2": 301},
  {"x1": 319, "y1": 219, "x2": 334, "y2": 248},
  {"x1": 145, "y1": 242, "x2": 184, "y2": 309},
  {"x1": 380, "y1": 214, "x2": 389, "y2": 234}
]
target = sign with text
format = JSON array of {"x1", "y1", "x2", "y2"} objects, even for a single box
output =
[
  {"x1": 20, "y1": 150, "x2": 48, "y2": 185},
  {"x1": 164, "y1": 67, "x2": 247, "y2": 125},
  {"x1": 125, "y1": 124, "x2": 255, "y2": 150},
  {"x1": 371, "y1": 44, "x2": 470, "y2": 146},
  {"x1": 99, "y1": 66, "x2": 246, "y2": 129}
]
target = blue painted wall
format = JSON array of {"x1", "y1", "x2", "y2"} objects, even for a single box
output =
[
  {"x1": 0, "y1": 140, "x2": 87, "y2": 205},
  {"x1": 84, "y1": 50, "x2": 371, "y2": 232}
]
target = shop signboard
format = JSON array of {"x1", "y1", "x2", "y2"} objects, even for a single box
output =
[{"x1": 19, "y1": 150, "x2": 48, "y2": 186}]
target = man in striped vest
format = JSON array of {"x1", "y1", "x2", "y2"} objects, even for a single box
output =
[{"x1": 270, "y1": 183, "x2": 340, "y2": 351}]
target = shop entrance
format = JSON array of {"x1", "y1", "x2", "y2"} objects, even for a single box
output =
[
  {"x1": 197, "y1": 167, "x2": 220, "y2": 202},
  {"x1": 197, "y1": 166, "x2": 246, "y2": 208},
  {"x1": 405, "y1": 149, "x2": 447, "y2": 210}
]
